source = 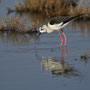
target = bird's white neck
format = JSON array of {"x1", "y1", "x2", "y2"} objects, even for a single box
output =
[
  {"x1": 46, "y1": 27, "x2": 54, "y2": 33},
  {"x1": 46, "y1": 23, "x2": 54, "y2": 33}
]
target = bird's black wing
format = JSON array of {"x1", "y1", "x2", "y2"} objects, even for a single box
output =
[
  {"x1": 62, "y1": 14, "x2": 84, "y2": 25},
  {"x1": 49, "y1": 16, "x2": 70, "y2": 25},
  {"x1": 49, "y1": 14, "x2": 84, "y2": 25}
]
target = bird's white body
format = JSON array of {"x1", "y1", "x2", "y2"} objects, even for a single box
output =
[
  {"x1": 48, "y1": 22, "x2": 69, "y2": 33},
  {"x1": 39, "y1": 22, "x2": 69, "y2": 34}
]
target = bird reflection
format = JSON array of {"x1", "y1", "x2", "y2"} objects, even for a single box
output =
[
  {"x1": 60, "y1": 46, "x2": 68, "y2": 60},
  {"x1": 40, "y1": 47, "x2": 78, "y2": 76}
]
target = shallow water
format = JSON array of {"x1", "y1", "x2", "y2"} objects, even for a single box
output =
[{"x1": 0, "y1": 0, "x2": 90, "y2": 90}]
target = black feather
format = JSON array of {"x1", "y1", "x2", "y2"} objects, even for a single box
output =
[
  {"x1": 50, "y1": 14, "x2": 84, "y2": 25},
  {"x1": 62, "y1": 14, "x2": 84, "y2": 25}
]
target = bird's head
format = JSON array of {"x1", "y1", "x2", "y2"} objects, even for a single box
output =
[{"x1": 39, "y1": 25, "x2": 47, "y2": 34}]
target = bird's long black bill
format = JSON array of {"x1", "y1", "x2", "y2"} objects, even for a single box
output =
[
  {"x1": 38, "y1": 31, "x2": 41, "y2": 35},
  {"x1": 36, "y1": 31, "x2": 41, "y2": 36}
]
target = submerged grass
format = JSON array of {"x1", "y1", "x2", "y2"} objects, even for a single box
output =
[
  {"x1": 0, "y1": 31, "x2": 39, "y2": 44},
  {"x1": 15, "y1": 0, "x2": 90, "y2": 20}
]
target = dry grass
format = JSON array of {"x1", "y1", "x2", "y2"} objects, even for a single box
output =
[
  {"x1": 69, "y1": 0, "x2": 90, "y2": 20},
  {"x1": 0, "y1": 16, "x2": 37, "y2": 33},
  {"x1": 0, "y1": 16, "x2": 39, "y2": 44},
  {"x1": 15, "y1": 0, "x2": 78, "y2": 15},
  {"x1": 15, "y1": 0, "x2": 90, "y2": 20}
]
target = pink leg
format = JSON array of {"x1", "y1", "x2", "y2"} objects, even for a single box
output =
[
  {"x1": 61, "y1": 30, "x2": 67, "y2": 46},
  {"x1": 60, "y1": 47, "x2": 64, "y2": 61},
  {"x1": 58, "y1": 30, "x2": 63, "y2": 46}
]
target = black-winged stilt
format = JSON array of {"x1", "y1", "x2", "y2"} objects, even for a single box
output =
[{"x1": 39, "y1": 14, "x2": 84, "y2": 46}]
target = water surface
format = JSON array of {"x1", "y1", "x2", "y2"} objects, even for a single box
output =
[{"x1": 0, "y1": 0, "x2": 90, "y2": 90}]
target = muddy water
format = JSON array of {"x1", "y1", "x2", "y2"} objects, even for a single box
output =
[{"x1": 0, "y1": 0, "x2": 90, "y2": 90}]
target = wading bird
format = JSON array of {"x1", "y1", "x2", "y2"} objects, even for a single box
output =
[{"x1": 39, "y1": 14, "x2": 84, "y2": 47}]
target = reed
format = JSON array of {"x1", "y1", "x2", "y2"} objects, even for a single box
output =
[
  {"x1": 0, "y1": 16, "x2": 36, "y2": 33},
  {"x1": 15, "y1": 0, "x2": 90, "y2": 20},
  {"x1": 69, "y1": 0, "x2": 90, "y2": 20}
]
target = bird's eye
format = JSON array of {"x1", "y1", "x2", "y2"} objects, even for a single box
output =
[{"x1": 41, "y1": 28, "x2": 43, "y2": 31}]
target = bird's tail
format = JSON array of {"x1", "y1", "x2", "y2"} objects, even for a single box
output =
[
  {"x1": 63, "y1": 13, "x2": 84, "y2": 24},
  {"x1": 69, "y1": 13, "x2": 84, "y2": 20}
]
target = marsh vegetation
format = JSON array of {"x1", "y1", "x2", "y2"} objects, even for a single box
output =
[
  {"x1": 15, "y1": 0, "x2": 90, "y2": 20},
  {"x1": 0, "y1": 16, "x2": 37, "y2": 33}
]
